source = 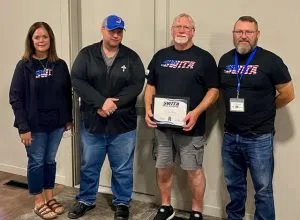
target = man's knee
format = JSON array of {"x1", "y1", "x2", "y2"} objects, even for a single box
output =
[
  {"x1": 188, "y1": 167, "x2": 202, "y2": 175},
  {"x1": 157, "y1": 168, "x2": 173, "y2": 182},
  {"x1": 187, "y1": 168, "x2": 205, "y2": 180}
]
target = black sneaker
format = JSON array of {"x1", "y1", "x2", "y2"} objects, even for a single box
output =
[
  {"x1": 114, "y1": 204, "x2": 129, "y2": 220},
  {"x1": 153, "y1": 205, "x2": 175, "y2": 220},
  {"x1": 189, "y1": 211, "x2": 203, "y2": 220},
  {"x1": 67, "y1": 201, "x2": 96, "y2": 219}
]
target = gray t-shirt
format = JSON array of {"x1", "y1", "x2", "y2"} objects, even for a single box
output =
[{"x1": 101, "y1": 45, "x2": 118, "y2": 73}]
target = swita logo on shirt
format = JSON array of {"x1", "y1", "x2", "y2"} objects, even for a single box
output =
[
  {"x1": 35, "y1": 68, "x2": 53, "y2": 78},
  {"x1": 161, "y1": 60, "x2": 196, "y2": 69},
  {"x1": 224, "y1": 65, "x2": 259, "y2": 75}
]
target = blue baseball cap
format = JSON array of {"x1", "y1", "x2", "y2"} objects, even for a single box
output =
[{"x1": 102, "y1": 15, "x2": 125, "y2": 30}]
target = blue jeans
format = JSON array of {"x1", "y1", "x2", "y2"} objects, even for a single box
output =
[
  {"x1": 77, "y1": 124, "x2": 136, "y2": 206},
  {"x1": 25, "y1": 127, "x2": 64, "y2": 195},
  {"x1": 222, "y1": 132, "x2": 275, "y2": 220}
]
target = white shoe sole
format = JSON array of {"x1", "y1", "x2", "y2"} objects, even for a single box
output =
[{"x1": 167, "y1": 211, "x2": 175, "y2": 220}]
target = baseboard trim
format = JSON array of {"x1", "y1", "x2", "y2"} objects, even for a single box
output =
[
  {"x1": 75, "y1": 184, "x2": 256, "y2": 219},
  {"x1": 170, "y1": 198, "x2": 225, "y2": 218},
  {"x1": 0, "y1": 163, "x2": 66, "y2": 185},
  {"x1": 98, "y1": 185, "x2": 157, "y2": 204}
]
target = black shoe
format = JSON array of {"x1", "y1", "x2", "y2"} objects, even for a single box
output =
[
  {"x1": 153, "y1": 205, "x2": 175, "y2": 220},
  {"x1": 68, "y1": 201, "x2": 96, "y2": 219},
  {"x1": 189, "y1": 211, "x2": 203, "y2": 220},
  {"x1": 114, "y1": 204, "x2": 129, "y2": 220}
]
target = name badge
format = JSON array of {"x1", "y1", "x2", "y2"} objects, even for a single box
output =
[
  {"x1": 230, "y1": 98, "x2": 245, "y2": 112},
  {"x1": 152, "y1": 96, "x2": 189, "y2": 128}
]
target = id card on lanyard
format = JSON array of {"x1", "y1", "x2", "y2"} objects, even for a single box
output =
[{"x1": 229, "y1": 48, "x2": 257, "y2": 112}]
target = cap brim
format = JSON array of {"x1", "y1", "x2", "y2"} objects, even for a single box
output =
[{"x1": 106, "y1": 27, "x2": 125, "y2": 31}]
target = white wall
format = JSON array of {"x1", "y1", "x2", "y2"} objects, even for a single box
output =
[{"x1": 0, "y1": 0, "x2": 299, "y2": 219}]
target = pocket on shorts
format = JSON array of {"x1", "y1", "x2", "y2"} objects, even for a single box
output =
[
  {"x1": 193, "y1": 143, "x2": 204, "y2": 149},
  {"x1": 152, "y1": 137, "x2": 158, "y2": 160},
  {"x1": 192, "y1": 143, "x2": 204, "y2": 167}
]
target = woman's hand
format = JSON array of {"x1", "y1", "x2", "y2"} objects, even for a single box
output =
[
  {"x1": 65, "y1": 122, "x2": 73, "y2": 131},
  {"x1": 20, "y1": 132, "x2": 32, "y2": 146}
]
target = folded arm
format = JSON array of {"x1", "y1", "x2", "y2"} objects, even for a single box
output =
[{"x1": 275, "y1": 81, "x2": 295, "y2": 109}]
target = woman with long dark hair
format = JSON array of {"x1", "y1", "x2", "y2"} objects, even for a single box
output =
[{"x1": 9, "y1": 21, "x2": 72, "y2": 219}]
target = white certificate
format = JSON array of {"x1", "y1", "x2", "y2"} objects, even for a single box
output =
[{"x1": 153, "y1": 96, "x2": 189, "y2": 128}]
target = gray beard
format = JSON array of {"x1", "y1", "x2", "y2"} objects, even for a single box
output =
[{"x1": 236, "y1": 44, "x2": 251, "y2": 54}]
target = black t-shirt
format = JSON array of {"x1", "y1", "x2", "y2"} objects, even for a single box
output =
[
  {"x1": 147, "y1": 45, "x2": 219, "y2": 136},
  {"x1": 218, "y1": 47, "x2": 291, "y2": 135}
]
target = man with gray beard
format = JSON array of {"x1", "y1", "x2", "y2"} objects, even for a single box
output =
[
  {"x1": 218, "y1": 16, "x2": 295, "y2": 220},
  {"x1": 144, "y1": 13, "x2": 219, "y2": 220}
]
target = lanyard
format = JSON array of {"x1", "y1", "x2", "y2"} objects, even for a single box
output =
[{"x1": 234, "y1": 47, "x2": 257, "y2": 98}]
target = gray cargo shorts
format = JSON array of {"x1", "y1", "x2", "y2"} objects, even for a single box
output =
[{"x1": 154, "y1": 128, "x2": 206, "y2": 170}]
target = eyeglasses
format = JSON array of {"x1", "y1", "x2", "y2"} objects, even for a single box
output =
[
  {"x1": 172, "y1": 25, "x2": 194, "y2": 31},
  {"x1": 233, "y1": 30, "x2": 257, "y2": 36}
]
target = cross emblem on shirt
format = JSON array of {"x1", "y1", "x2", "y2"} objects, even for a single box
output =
[{"x1": 121, "y1": 65, "x2": 126, "y2": 72}]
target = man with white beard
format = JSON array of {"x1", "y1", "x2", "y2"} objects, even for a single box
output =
[
  {"x1": 144, "y1": 13, "x2": 219, "y2": 220},
  {"x1": 218, "y1": 16, "x2": 295, "y2": 220}
]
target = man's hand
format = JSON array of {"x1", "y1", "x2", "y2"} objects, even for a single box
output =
[
  {"x1": 97, "y1": 108, "x2": 108, "y2": 118},
  {"x1": 145, "y1": 109, "x2": 157, "y2": 128},
  {"x1": 102, "y1": 98, "x2": 119, "y2": 116},
  {"x1": 183, "y1": 110, "x2": 200, "y2": 131},
  {"x1": 182, "y1": 88, "x2": 218, "y2": 131}
]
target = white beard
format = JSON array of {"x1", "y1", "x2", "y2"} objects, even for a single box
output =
[{"x1": 174, "y1": 36, "x2": 188, "y2": 44}]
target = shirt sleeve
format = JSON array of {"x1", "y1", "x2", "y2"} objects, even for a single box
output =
[
  {"x1": 61, "y1": 60, "x2": 73, "y2": 122},
  {"x1": 146, "y1": 53, "x2": 157, "y2": 85},
  {"x1": 71, "y1": 49, "x2": 106, "y2": 109},
  {"x1": 9, "y1": 61, "x2": 31, "y2": 134},
  {"x1": 114, "y1": 53, "x2": 145, "y2": 108},
  {"x1": 269, "y1": 55, "x2": 292, "y2": 85},
  {"x1": 203, "y1": 52, "x2": 219, "y2": 89}
]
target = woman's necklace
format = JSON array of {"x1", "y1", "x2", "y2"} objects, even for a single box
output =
[{"x1": 38, "y1": 59, "x2": 48, "y2": 72}]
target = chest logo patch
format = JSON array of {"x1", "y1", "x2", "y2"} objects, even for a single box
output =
[
  {"x1": 35, "y1": 68, "x2": 53, "y2": 78},
  {"x1": 161, "y1": 60, "x2": 196, "y2": 69},
  {"x1": 224, "y1": 65, "x2": 259, "y2": 75}
]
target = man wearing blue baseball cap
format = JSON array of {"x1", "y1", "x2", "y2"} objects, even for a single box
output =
[
  {"x1": 103, "y1": 14, "x2": 125, "y2": 30},
  {"x1": 68, "y1": 15, "x2": 145, "y2": 220}
]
